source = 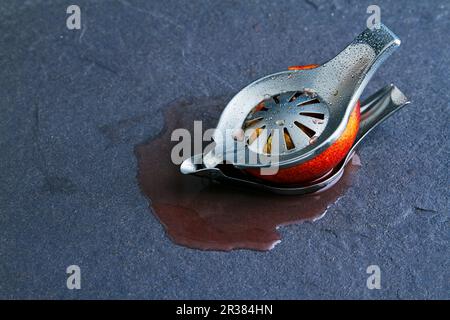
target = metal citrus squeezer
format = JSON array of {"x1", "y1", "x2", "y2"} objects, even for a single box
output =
[{"x1": 180, "y1": 24, "x2": 410, "y2": 195}]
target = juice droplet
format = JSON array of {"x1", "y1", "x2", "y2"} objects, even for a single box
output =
[{"x1": 309, "y1": 136, "x2": 318, "y2": 144}]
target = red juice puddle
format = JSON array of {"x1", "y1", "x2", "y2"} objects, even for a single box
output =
[{"x1": 135, "y1": 97, "x2": 360, "y2": 251}]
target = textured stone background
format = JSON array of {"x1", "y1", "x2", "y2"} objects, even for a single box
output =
[{"x1": 0, "y1": 0, "x2": 448, "y2": 299}]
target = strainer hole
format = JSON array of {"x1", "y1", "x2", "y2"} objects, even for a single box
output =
[
  {"x1": 289, "y1": 91, "x2": 303, "y2": 102},
  {"x1": 247, "y1": 125, "x2": 266, "y2": 145},
  {"x1": 283, "y1": 128, "x2": 295, "y2": 150},
  {"x1": 294, "y1": 121, "x2": 316, "y2": 138},
  {"x1": 244, "y1": 117, "x2": 263, "y2": 129},
  {"x1": 272, "y1": 95, "x2": 280, "y2": 104},
  {"x1": 299, "y1": 112, "x2": 325, "y2": 120},
  {"x1": 297, "y1": 98, "x2": 320, "y2": 107},
  {"x1": 263, "y1": 131, "x2": 273, "y2": 154}
]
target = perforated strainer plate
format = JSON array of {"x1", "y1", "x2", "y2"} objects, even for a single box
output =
[{"x1": 243, "y1": 91, "x2": 330, "y2": 156}]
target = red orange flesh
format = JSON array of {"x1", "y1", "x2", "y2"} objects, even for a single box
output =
[{"x1": 287, "y1": 64, "x2": 320, "y2": 70}]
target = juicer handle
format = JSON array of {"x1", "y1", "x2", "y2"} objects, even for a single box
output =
[
  {"x1": 357, "y1": 84, "x2": 410, "y2": 143},
  {"x1": 319, "y1": 24, "x2": 401, "y2": 105}
]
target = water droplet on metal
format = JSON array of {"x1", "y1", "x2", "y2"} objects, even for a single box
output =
[
  {"x1": 232, "y1": 129, "x2": 244, "y2": 141},
  {"x1": 309, "y1": 136, "x2": 318, "y2": 145}
]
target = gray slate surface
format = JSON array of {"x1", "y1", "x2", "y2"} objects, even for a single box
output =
[{"x1": 0, "y1": 0, "x2": 449, "y2": 299}]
